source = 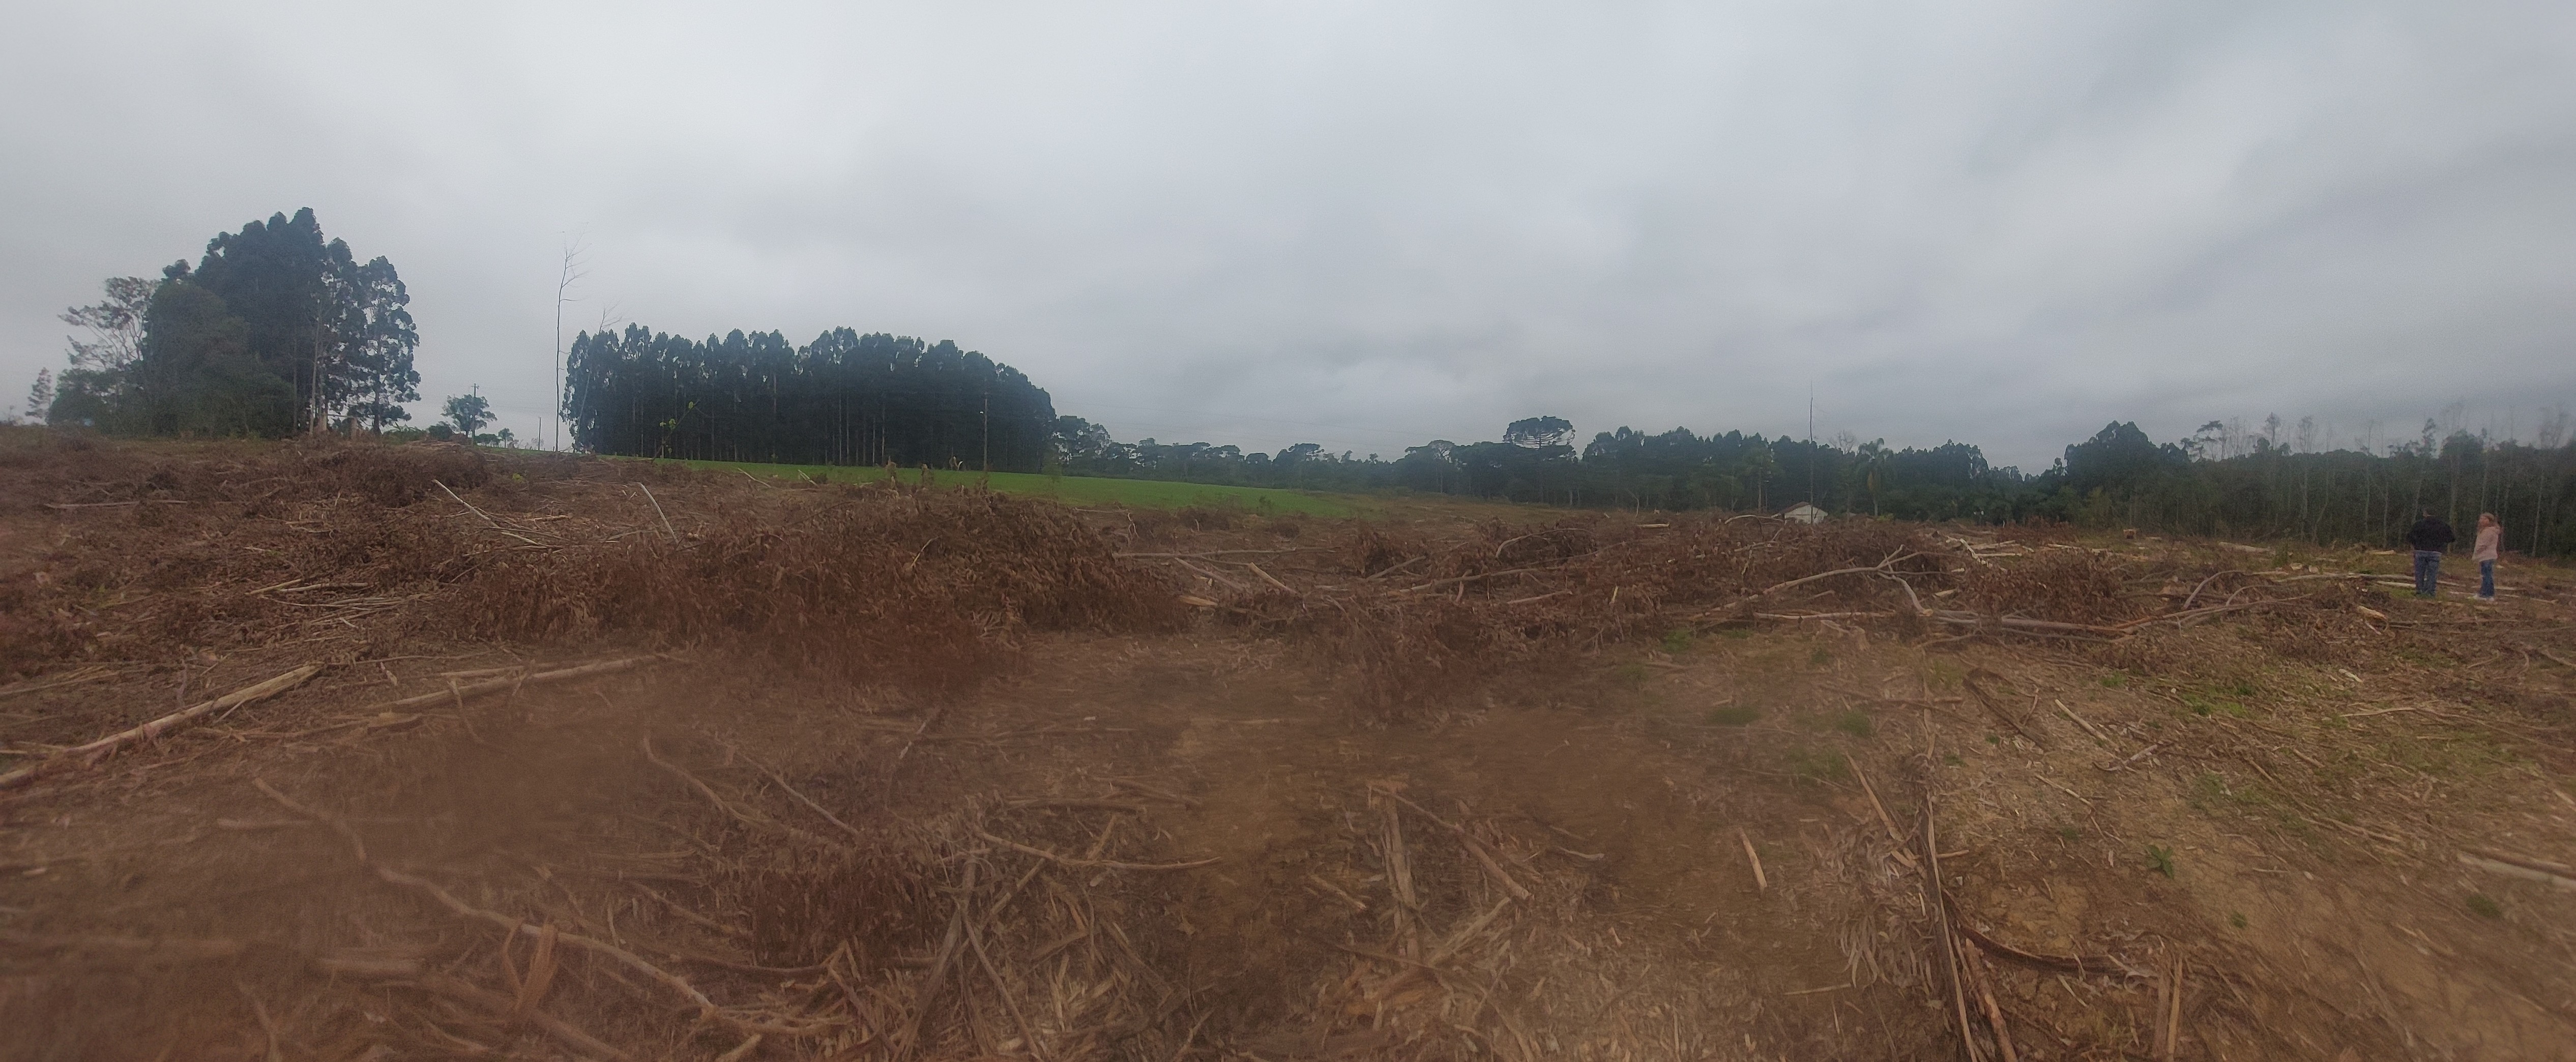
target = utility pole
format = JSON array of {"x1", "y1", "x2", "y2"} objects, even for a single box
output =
[{"x1": 980, "y1": 386, "x2": 991, "y2": 473}]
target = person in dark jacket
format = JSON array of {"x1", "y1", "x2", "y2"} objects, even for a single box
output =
[{"x1": 2404, "y1": 510, "x2": 2456, "y2": 597}]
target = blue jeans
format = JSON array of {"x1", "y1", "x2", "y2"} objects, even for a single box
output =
[
  {"x1": 2479, "y1": 559, "x2": 2495, "y2": 600},
  {"x1": 2413, "y1": 550, "x2": 2442, "y2": 597}
]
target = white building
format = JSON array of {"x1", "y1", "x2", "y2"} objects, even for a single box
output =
[{"x1": 1781, "y1": 502, "x2": 1828, "y2": 524}]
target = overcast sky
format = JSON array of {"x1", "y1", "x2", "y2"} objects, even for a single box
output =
[{"x1": 5, "y1": 1, "x2": 2572, "y2": 467}]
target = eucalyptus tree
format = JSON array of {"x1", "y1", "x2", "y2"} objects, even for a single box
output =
[{"x1": 48, "y1": 210, "x2": 417, "y2": 436}]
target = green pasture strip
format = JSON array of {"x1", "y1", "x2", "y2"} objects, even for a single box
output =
[{"x1": 653, "y1": 458, "x2": 1358, "y2": 516}]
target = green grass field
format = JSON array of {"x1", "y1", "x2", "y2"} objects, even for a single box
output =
[{"x1": 648, "y1": 458, "x2": 1359, "y2": 516}]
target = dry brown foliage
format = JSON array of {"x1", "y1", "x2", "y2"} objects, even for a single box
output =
[
  {"x1": 1248, "y1": 517, "x2": 1960, "y2": 720},
  {"x1": 0, "y1": 432, "x2": 1177, "y2": 693},
  {"x1": 11, "y1": 431, "x2": 2573, "y2": 1060},
  {"x1": 457, "y1": 485, "x2": 1182, "y2": 691},
  {"x1": 1957, "y1": 546, "x2": 2140, "y2": 624}
]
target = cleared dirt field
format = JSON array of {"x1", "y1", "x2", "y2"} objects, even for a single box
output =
[{"x1": 3, "y1": 429, "x2": 2573, "y2": 1060}]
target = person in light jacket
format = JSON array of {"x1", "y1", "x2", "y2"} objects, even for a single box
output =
[
  {"x1": 2404, "y1": 510, "x2": 2455, "y2": 598},
  {"x1": 2473, "y1": 512, "x2": 2501, "y2": 603}
]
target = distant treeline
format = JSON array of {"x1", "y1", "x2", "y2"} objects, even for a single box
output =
[
  {"x1": 43, "y1": 209, "x2": 419, "y2": 437},
  {"x1": 562, "y1": 326, "x2": 1056, "y2": 471},
  {"x1": 1051, "y1": 414, "x2": 2576, "y2": 557},
  {"x1": 29, "y1": 214, "x2": 2573, "y2": 557}
]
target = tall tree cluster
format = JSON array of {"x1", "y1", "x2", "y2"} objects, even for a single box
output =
[
  {"x1": 1051, "y1": 416, "x2": 2024, "y2": 519},
  {"x1": 2045, "y1": 420, "x2": 2576, "y2": 556},
  {"x1": 48, "y1": 210, "x2": 418, "y2": 437},
  {"x1": 562, "y1": 326, "x2": 1056, "y2": 471}
]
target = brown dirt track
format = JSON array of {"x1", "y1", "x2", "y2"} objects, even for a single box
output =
[{"x1": 4, "y1": 428, "x2": 2575, "y2": 1061}]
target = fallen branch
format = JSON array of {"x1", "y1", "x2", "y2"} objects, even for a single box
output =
[
  {"x1": 1426, "y1": 897, "x2": 1514, "y2": 965},
  {"x1": 1363, "y1": 555, "x2": 1429, "y2": 581},
  {"x1": 1960, "y1": 937, "x2": 2021, "y2": 1062},
  {"x1": 1374, "y1": 788, "x2": 1533, "y2": 901},
  {"x1": 1171, "y1": 557, "x2": 1249, "y2": 593},
  {"x1": 0, "y1": 664, "x2": 321, "y2": 790},
  {"x1": 911, "y1": 725, "x2": 1136, "y2": 744},
  {"x1": 2154, "y1": 958, "x2": 2186, "y2": 1061},
  {"x1": 746, "y1": 758, "x2": 870, "y2": 844},
  {"x1": 897, "y1": 860, "x2": 974, "y2": 1062},
  {"x1": 2337, "y1": 705, "x2": 2428, "y2": 720},
  {"x1": 642, "y1": 736, "x2": 841, "y2": 850},
  {"x1": 1845, "y1": 755, "x2": 1920, "y2": 872},
  {"x1": 1755, "y1": 552, "x2": 1920, "y2": 599},
  {"x1": 408, "y1": 971, "x2": 634, "y2": 1061},
  {"x1": 0, "y1": 931, "x2": 246, "y2": 963},
  {"x1": 1951, "y1": 919, "x2": 2136, "y2": 978},
  {"x1": 2115, "y1": 600, "x2": 2275, "y2": 630},
  {"x1": 0, "y1": 666, "x2": 117, "y2": 701},
  {"x1": 1393, "y1": 566, "x2": 1545, "y2": 595},
  {"x1": 1115, "y1": 548, "x2": 1312, "y2": 558},
  {"x1": 972, "y1": 828, "x2": 1218, "y2": 872},
  {"x1": 2054, "y1": 700, "x2": 2115, "y2": 745},
  {"x1": 2464, "y1": 846, "x2": 2575, "y2": 877},
  {"x1": 249, "y1": 779, "x2": 753, "y2": 1028},
  {"x1": 435, "y1": 480, "x2": 551, "y2": 547},
  {"x1": 364, "y1": 657, "x2": 657, "y2": 712},
  {"x1": 2458, "y1": 851, "x2": 2576, "y2": 892},
  {"x1": 632, "y1": 882, "x2": 752, "y2": 940},
  {"x1": 1244, "y1": 562, "x2": 1299, "y2": 595},
  {"x1": 636, "y1": 483, "x2": 680, "y2": 544},
  {"x1": 1109, "y1": 778, "x2": 1201, "y2": 807},
  {"x1": 1004, "y1": 797, "x2": 1150, "y2": 813},
  {"x1": 1305, "y1": 873, "x2": 1369, "y2": 912},
  {"x1": 1737, "y1": 829, "x2": 1768, "y2": 892},
  {"x1": 1919, "y1": 750, "x2": 1982, "y2": 1062},
  {"x1": 1962, "y1": 671, "x2": 2046, "y2": 749},
  {"x1": 376, "y1": 866, "x2": 721, "y2": 1018},
  {"x1": 2180, "y1": 570, "x2": 2251, "y2": 610},
  {"x1": 2101, "y1": 743, "x2": 2165, "y2": 773},
  {"x1": 1931, "y1": 611, "x2": 2130, "y2": 637}
]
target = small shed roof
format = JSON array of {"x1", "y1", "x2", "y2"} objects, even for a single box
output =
[{"x1": 1781, "y1": 502, "x2": 1828, "y2": 524}]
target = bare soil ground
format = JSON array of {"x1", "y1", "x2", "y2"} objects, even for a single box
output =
[{"x1": 3, "y1": 428, "x2": 2573, "y2": 1061}]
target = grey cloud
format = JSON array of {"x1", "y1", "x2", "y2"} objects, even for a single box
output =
[{"x1": 5, "y1": 1, "x2": 2572, "y2": 466}]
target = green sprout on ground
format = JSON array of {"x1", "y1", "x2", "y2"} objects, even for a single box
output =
[
  {"x1": 2183, "y1": 695, "x2": 2251, "y2": 719},
  {"x1": 1707, "y1": 705, "x2": 1762, "y2": 726},
  {"x1": 2058, "y1": 825, "x2": 2082, "y2": 841},
  {"x1": 1809, "y1": 647, "x2": 1834, "y2": 666},
  {"x1": 1784, "y1": 747, "x2": 1850, "y2": 783},
  {"x1": 1661, "y1": 628, "x2": 1694, "y2": 654},
  {"x1": 2100, "y1": 672, "x2": 2128, "y2": 689},
  {"x1": 2146, "y1": 844, "x2": 2176, "y2": 878},
  {"x1": 2467, "y1": 893, "x2": 2503, "y2": 919},
  {"x1": 1834, "y1": 711, "x2": 1874, "y2": 738},
  {"x1": 2229, "y1": 911, "x2": 2248, "y2": 929}
]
